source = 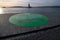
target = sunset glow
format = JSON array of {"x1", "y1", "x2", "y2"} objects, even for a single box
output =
[
  {"x1": 0, "y1": 2, "x2": 24, "y2": 7},
  {"x1": 0, "y1": 2, "x2": 17, "y2": 6}
]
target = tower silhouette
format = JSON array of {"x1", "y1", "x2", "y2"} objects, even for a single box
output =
[{"x1": 28, "y1": 3, "x2": 31, "y2": 8}]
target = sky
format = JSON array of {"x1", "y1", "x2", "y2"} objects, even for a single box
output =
[{"x1": 0, "y1": 0, "x2": 60, "y2": 7}]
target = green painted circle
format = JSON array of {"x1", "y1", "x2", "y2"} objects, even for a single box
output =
[{"x1": 9, "y1": 13, "x2": 48, "y2": 27}]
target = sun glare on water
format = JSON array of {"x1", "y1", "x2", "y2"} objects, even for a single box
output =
[{"x1": 0, "y1": 7, "x2": 3, "y2": 14}]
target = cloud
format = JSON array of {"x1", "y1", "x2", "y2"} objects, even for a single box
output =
[
  {"x1": 30, "y1": 0, "x2": 60, "y2": 6},
  {"x1": 18, "y1": 0, "x2": 60, "y2": 6},
  {"x1": 0, "y1": 0, "x2": 60, "y2": 6}
]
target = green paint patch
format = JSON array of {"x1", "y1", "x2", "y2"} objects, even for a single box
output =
[{"x1": 9, "y1": 13, "x2": 48, "y2": 27}]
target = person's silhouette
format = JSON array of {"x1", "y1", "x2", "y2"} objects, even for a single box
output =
[{"x1": 28, "y1": 3, "x2": 31, "y2": 8}]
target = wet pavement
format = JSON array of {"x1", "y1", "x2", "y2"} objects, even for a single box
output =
[{"x1": 0, "y1": 8, "x2": 60, "y2": 40}]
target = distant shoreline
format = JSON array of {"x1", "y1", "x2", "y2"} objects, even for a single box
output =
[{"x1": 2, "y1": 6, "x2": 60, "y2": 8}]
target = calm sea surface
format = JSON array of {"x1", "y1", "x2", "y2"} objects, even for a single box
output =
[{"x1": 2, "y1": 8, "x2": 60, "y2": 14}]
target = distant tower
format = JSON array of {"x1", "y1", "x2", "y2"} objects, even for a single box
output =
[{"x1": 28, "y1": 3, "x2": 31, "y2": 8}]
